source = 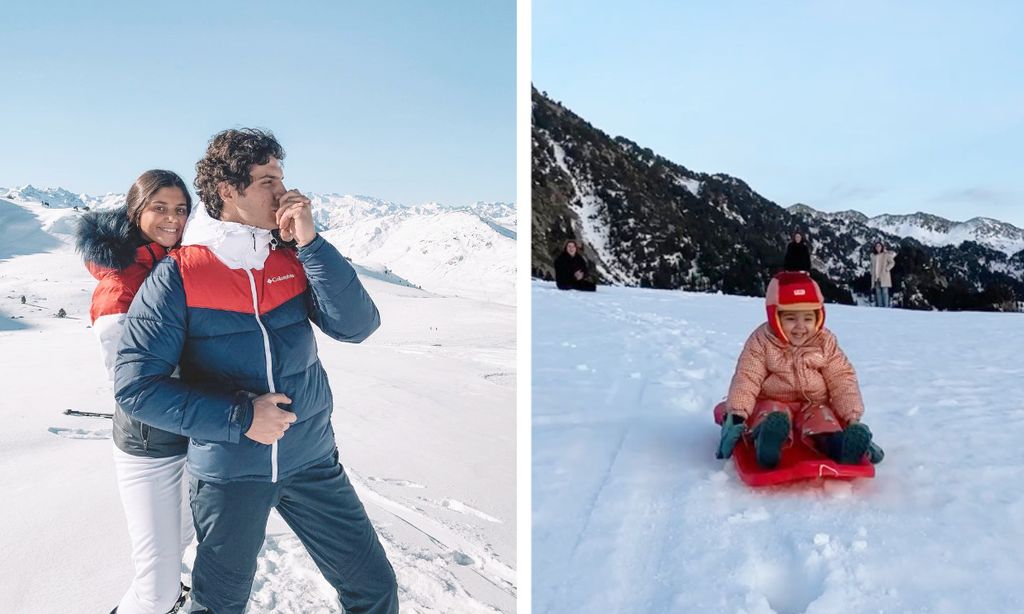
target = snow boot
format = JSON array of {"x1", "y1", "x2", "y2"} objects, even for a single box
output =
[
  {"x1": 867, "y1": 440, "x2": 885, "y2": 464},
  {"x1": 753, "y1": 411, "x2": 790, "y2": 468},
  {"x1": 821, "y1": 423, "x2": 873, "y2": 464},
  {"x1": 108, "y1": 582, "x2": 188, "y2": 614},
  {"x1": 170, "y1": 583, "x2": 190, "y2": 613}
]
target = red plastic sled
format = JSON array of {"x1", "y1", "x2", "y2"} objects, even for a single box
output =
[{"x1": 714, "y1": 405, "x2": 875, "y2": 487}]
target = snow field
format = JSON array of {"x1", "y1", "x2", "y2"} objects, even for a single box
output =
[
  {"x1": 0, "y1": 196, "x2": 515, "y2": 613},
  {"x1": 533, "y1": 281, "x2": 1024, "y2": 613}
]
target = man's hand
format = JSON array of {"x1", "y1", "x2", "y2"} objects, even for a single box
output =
[
  {"x1": 574, "y1": 270, "x2": 584, "y2": 280},
  {"x1": 276, "y1": 190, "x2": 316, "y2": 247},
  {"x1": 244, "y1": 392, "x2": 297, "y2": 445}
]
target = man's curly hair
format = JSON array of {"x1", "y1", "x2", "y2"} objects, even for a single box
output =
[{"x1": 194, "y1": 128, "x2": 286, "y2": 219}]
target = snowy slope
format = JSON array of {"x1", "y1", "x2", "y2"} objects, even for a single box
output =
[
  {"x1": 311, "y1": 194, "x2": 516, "y2": 305},
  {"x1": 533, "y1": 281, "x2": 1024, "y2": 613},
  {"x1": 0, "y1": 197, "x2": 516, "y2": 613}
]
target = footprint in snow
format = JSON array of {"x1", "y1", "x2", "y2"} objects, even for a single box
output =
[
  {"x1": 727, "y1": 507, "x2": 770, "y2": 524},
  {"x1": 438, "y1": 498, "x2": 502, "y2": 523},
  {"x1": 366, "y1": 477, "x2": 427, "y2": 489},
  {"x1": 48, "y1": 426, "x2": 111, "y2": 440},
  {"x1": 483, "y1": 371, "x2": 515, "y2": 387}
]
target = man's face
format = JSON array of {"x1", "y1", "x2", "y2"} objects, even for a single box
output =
[{"x1": 221, "y1": 157, "x2": 286, "y2": 229}]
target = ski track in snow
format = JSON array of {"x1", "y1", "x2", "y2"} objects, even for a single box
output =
[
  {"x1": 533, "y1": 281, "x2": 1024, "y2": 614},
  {"x1": 47, "y1": 426, "x2": 111, "y2": 440}
]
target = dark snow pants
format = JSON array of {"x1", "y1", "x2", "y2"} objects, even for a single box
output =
[{"x1": 188, "y1": 452, "x2": 398, "y2": 614}]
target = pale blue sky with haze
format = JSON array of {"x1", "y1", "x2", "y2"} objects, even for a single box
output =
[
  {"x1": 1, "y1": 1, "x2": 514, "y2": 206},
  {"x1": 534, "y1": 1, "x2": 1024, "y2": 226}
]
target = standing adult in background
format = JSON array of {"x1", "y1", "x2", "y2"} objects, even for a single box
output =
[
  {"x1": 870, "y1": 241, "x2": 896, "y2": 307},
  {"x1": 783, "y1": 230, "x2": 812, "y2": 272},
  {"x1": 554, "y1": 239, "x2": 597, "y2": 291}
]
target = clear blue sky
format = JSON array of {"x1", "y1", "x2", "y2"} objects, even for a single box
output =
[
  {"x1": 1, "y1": 1, "x2": 514, "y2": 206},
  {"x1": 534, "y1": 1, "x2": 1024, "y2": 226}
]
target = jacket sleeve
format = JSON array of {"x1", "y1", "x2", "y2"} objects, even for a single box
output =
[
  {"x1": 297, "y1": 234, "x2": 381, "y2": 342},
  {"x1": 93, "y1": 313, "x2": 126, "y2": 383},
  {"x1": 886, "y1": 252, "x2": 896, "y2": 272},
  {"x1": 820, "y1": 333, "x2": 865, "y2": 423},
  {"x1": 114, "y1": 258, "x2": 254, "y2": 442},
  {"x1": 725, "y1": 330, "x2": 768, "y2": 418}
]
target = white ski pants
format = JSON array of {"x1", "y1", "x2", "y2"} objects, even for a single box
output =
[{"x1": 112, "y1": 445, "x2": 194, "y2": 614}]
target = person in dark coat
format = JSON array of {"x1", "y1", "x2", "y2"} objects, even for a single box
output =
[
  {"x1": 784, "y1": 231, "x2": 812, "y2": 272},
  {"x1": 554, "y1": 240, "x2": 597, "y2": 291}
]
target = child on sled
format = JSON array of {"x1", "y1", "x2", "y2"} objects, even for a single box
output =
[{"x1": 715, "y1": 271, "x2": 883, "y2": 468}]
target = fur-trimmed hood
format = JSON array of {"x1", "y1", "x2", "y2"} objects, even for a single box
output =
[{"x1": 74, "y1": 207, "x2": 145, "y2": 271}]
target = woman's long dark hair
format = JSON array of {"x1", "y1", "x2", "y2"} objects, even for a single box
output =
[{"x1": 125, "y1": 170, "x2": 192, "y2": 230}]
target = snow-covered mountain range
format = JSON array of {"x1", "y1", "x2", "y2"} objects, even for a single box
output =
[
  {"x1": 1, "y1": 185, "x2": 516, "y2": 305},
  {"x1": 789, "y1": 204, "x2": 1024, "y2": 256},
  {"x1": 532, "y1": 87, "x2": 1024, "y2": 311}
]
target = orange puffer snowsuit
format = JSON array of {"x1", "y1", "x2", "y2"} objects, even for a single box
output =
[{"x1": 726, "y1": 323, "x2": 864, "y2": 440}]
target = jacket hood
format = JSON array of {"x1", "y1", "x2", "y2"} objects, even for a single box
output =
[
  {"x1": 75, "y1": 207, "x2": 143, "y2": 271},
  {"x1": 181, "y1": 205, "x2": 274, "y2": 271}
]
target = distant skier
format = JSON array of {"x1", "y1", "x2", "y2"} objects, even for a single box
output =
[
  {"x1": 715, "y1": 271, "x2": 883, "y2": 468},
  {"x1": 870, "y1": 241, "x2": 896, "y2": 307},
  {"x1": 554, "y1": 240, "x2": 597, "y2": 291},
  {"x1": 75, "y1": 169, "x2": 193, "y2": 614},
  {"x1": 783, "y1": 230, "x2": 812, "y2": 272}
]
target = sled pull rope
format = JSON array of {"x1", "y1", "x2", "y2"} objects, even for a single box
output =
[{"x1": 817, "y1": 464, "x2": 840, "y2": 478}]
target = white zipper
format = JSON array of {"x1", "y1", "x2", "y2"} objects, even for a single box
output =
[{"x1": 245, "y1": 268, "x2": 279, "y2": 483}]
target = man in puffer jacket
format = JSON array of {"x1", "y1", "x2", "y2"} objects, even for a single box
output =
[{"x1": 114, "y1": 129, "x2": 397, "y2": 614}]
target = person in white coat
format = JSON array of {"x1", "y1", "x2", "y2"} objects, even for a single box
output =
[
  {"x1": 870, "y1": 241, "x2": 896, "y2": 307},
  {"x1": 75, "y1": 170, "x2": 194, "y2": 614}
]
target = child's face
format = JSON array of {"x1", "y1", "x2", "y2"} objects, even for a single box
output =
[{"x1": 778, "y1": 309, "x2": 818, "y2": 345}]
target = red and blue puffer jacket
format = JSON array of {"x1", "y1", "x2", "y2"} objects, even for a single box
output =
[
  {"x1": 76, "y1": 207, "x2": 189, "y2": 457},
  {"x1": 114, "y1": 207, "x2": 380, "y2": 482}
]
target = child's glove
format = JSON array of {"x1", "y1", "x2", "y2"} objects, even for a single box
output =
[{"x1": 716, "y1": 413, "x2": 746, "y2": 459}]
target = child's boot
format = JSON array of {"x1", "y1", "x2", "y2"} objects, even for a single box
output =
[
  {"x1": 753, "y1": 411, "x2": 790, "y2": 468},
  {"x1": 821, "y1": 423, "x2": 873, "y2": 464}
]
